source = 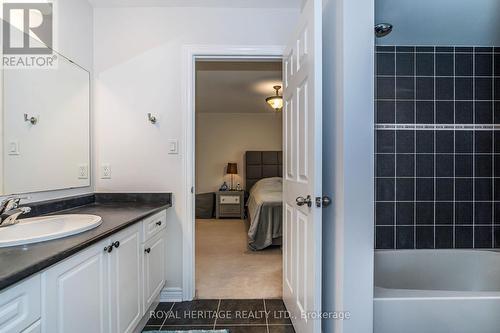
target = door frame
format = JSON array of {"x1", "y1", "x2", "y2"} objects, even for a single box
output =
[{"x1": 182, "y1": 44, "x2": 285, "y2": 300}]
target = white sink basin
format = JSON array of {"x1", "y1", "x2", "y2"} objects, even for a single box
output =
[{"x1": 0, "y1": 214, "x2": 102, "y2": 248}]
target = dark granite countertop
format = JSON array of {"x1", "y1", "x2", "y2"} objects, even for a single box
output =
[{"x1": 0, "y1": 193, "x2": 171, "y2": 292}]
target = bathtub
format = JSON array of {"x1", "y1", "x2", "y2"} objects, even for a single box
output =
[{"x1": 374, "y1": 250, "x2": 500, "y2": 333}]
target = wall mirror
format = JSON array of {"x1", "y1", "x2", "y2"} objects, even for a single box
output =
[{"x1": 2, "y1": 54, "x2": 90, "y2": 195}]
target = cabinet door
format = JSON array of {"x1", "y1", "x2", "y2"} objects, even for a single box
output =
[
  {"x1": 143, "y1": 231, "x2": 166, "y2": 311},
  {"x1": 21, "y1": 320, "x2": 40, "y2": 333},
  {"x1": 43, "y1": 241, "x2": 108, "y2": 333},
  {"x1": 109, "y1": 224, "x2": 142, "y2": 333}
]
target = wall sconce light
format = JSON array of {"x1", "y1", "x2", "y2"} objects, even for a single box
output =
[
  {"x1": 24, "y1": 114, "x2": 38, "y2": 125},
  {"x1": 147, "y1": 113, "x2": 157, "y2": 124}
]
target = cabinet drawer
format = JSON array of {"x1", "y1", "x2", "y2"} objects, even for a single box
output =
[
  {"x1": 220, "y1": 204, "x2": 241, "y2": 215},
  {"x1": 0, "y1": 275, "x2": 41, "y2": 333},
  {"x1": 220, "y1": 196, "x2": 240, "y2": 204},
  {"x1": 142, "y1": 210, "x2": 167, "y2": 242}
]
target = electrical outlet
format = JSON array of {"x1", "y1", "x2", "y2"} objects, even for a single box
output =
[
  {"x1": 101, "y1": 164, "x2": 111, "y2": 179},
  {"x1": 78, "y1": 164, "x2": 89, "y2": 179}
]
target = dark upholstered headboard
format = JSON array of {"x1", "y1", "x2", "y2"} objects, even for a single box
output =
[{"x1": 245, "y1": 151, "x2": 283, "y2": 191}]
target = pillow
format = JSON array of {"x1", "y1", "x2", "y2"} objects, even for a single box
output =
[{"x1": 250, "y1": 177, "x2": 282, "y2": 195}]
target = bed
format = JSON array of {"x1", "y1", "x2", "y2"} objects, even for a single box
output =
[{"x1": 245, "y1": 151, "x2": 283, "y2": 251}]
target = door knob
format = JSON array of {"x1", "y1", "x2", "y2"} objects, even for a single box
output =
[
  {"x1": 296, "y1": 195, "x2": 312, "y2": 207},
  {"x1": 316, "y1": 196, "x2": 332, "y2": 208}
]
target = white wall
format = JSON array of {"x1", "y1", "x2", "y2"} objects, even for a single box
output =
[
  {"x1": 322, "y1": 0, "x2": 374, "y2": 332},
  {"x1": 94, "y1": 6, "x2": 298, "y2": 295},
  {"x1": 0, "y1": 0, "x2": 94, "y2": 203},
  {"x1": 56, "y1": 0, "x2": 94, "y2": 71},
  {"x1": 376, "y1": 0, "x2": 500, "y2": 46},
  {"x1": 195, "y1": 113, "x2": 282, "y2": 194}
]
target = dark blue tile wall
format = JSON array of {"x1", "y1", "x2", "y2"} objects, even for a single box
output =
[{"x1": 375, "y1": 46, "x2": 500, "y2": 249}]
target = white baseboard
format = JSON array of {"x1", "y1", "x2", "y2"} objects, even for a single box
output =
[{"x1": 160, "y1": 287, "x2": 183, "y2": 302}]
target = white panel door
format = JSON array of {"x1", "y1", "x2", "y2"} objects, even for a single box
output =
[
  {"x1": 282, "y1": 0, "x2": 322, "y2": 332},
  {"x1": 109, "y1": 224, "x2": 142, "y2": 333},
  {"x1": 43, "y1": 241, "x2": 108, "y2": 333}
]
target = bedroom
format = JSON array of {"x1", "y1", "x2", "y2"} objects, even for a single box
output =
[{"x1": 195, "y1": 60, "x2": 284, "y2": 299}]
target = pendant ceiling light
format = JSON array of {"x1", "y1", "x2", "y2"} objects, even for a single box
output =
[{"x1": 266, "y1": 85, "x2": 283, "y2": 112}]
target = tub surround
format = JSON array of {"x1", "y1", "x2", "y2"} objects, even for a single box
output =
[
  {"x1": 0, "y1": 193, "x2": 172, "y2": 292},
  {"x1": 375, "y1": 45, "x2": 500, "y2": 249},
  {"x1": 374, "y1": 249, "x2": 500, "y2": 333}
]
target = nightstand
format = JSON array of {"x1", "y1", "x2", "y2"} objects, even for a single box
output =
[{"x1": 215, "y1": 191, "x2": 245, "y2": 219}]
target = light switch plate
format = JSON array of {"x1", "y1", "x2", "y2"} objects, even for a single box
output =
[
  {"x1": 78, "y1": 164, "x2": 89, "y2": 179},
  {"x1": 101, "y1": 164, "x2": 111, "y2": 179},
  {"x1": 8, "y1": 141, "x2": 20, "y2": 155},
  {"x1": 168, "y1": 139, "x2": 178, "y2": 155}
]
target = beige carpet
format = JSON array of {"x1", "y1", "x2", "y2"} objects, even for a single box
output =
[{"x1": 195, "y1": 219, "x2": 282, "y2": 299}]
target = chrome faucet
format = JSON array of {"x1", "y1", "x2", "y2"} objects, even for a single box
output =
[{"x1": 0, "y1": 197, "x2": 31, "y2": 227}]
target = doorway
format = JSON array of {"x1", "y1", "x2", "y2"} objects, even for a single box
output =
[
  {"x1": 182, "y1": 0, "x2": 325, "y2": 324},
  {"x1": 194, "y1": 60, "x2": 284, "y2": 299}
]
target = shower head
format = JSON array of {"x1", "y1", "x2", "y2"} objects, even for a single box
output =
[{"x1": 375, "y1": 23, "x2": 393, "y2": 38}]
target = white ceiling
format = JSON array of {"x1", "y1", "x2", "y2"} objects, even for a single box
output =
[
  {"x1": 88, "y1": 0, "x2": 300, "y2": 8},
  {"x1": 195, "y1": 61, "x2": 282, "y2": 114}
]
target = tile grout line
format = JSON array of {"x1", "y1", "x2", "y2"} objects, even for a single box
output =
[
  {"x1": 452, "y1": 46, "x2": 456, "y2": 249},
  {"x1": 159, "y1": 302, "x2": 176, "y2": 331},
  {"x1": 472, "y1": 48, "x2": 476, "y2": 248},
  {"x1": 394, "y1": 48, "x2": 397, "y2": 249},
  {"x1": 213, "y1": 299, "x2": 221, "y2": 330},
  {"x1": 376, "y1": 197, "x2": 500, "y2": 200},
  {"x1": 374, "y1": 51, "x2": 379, "y2": 248},
  {"x1": 373, "y1": 52, "x2": 378, "y2": 248},
  {"x1": 377, "y1": 98, "x2": 500, "y2": 101},
  {"x1": 263, "y1": 299, "x2": 270, "y2": 333},
  {"x1": 493, "y1": 51, "x2": 496, "y2": 248},
  {"x1": 434, "y1": 47, "x2": 437, "y2": 248},
  {"x1": 414, "y1": 47, "x2": 417, "y2": 249}
]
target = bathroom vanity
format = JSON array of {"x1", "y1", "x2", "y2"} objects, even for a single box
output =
[
  {"x1": 0, "y1": 20, "x2": 173, "y2": 333},
  {"x1": 0, "y1": 193, "x2": 171, "y2": 333}
]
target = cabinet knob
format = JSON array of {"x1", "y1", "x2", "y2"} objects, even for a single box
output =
[
  {"x1": 156, "y1": 221, "x2": 162, "y2": 226},
  {"x1": 113, "y1": 241, "x2": 120, "y2": 248},
  {"x1": 145, "y1": 248, "x2": 151, "y2": 254},
  {"x1": 104, "y1": 245, "x2": 113, "y2": 253}
]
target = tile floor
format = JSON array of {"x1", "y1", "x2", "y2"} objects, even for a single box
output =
[{"x1": 143, "y1": 299, "x2": 295, "y2": 332}]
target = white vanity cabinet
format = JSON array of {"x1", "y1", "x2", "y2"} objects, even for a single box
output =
[
  {"x1": 143, "y1": 233, "x2": 166, "y2": 311},
  {"x1": 109, "y1": 224, "x2": 142, "y2": 333},
  {"x1": 142, "y1": 210, "x2": 167, "y2": 312},
  {"x1": 0, "y1": 209, "x2": 168, "y2": 333},
  {"x1": 43, "y1": 238, "x2": 109, "y2": 333}
]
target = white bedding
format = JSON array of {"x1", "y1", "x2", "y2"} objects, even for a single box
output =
[{"x1": 247, "y1": 177, "x2": 283, "y2": 240}]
